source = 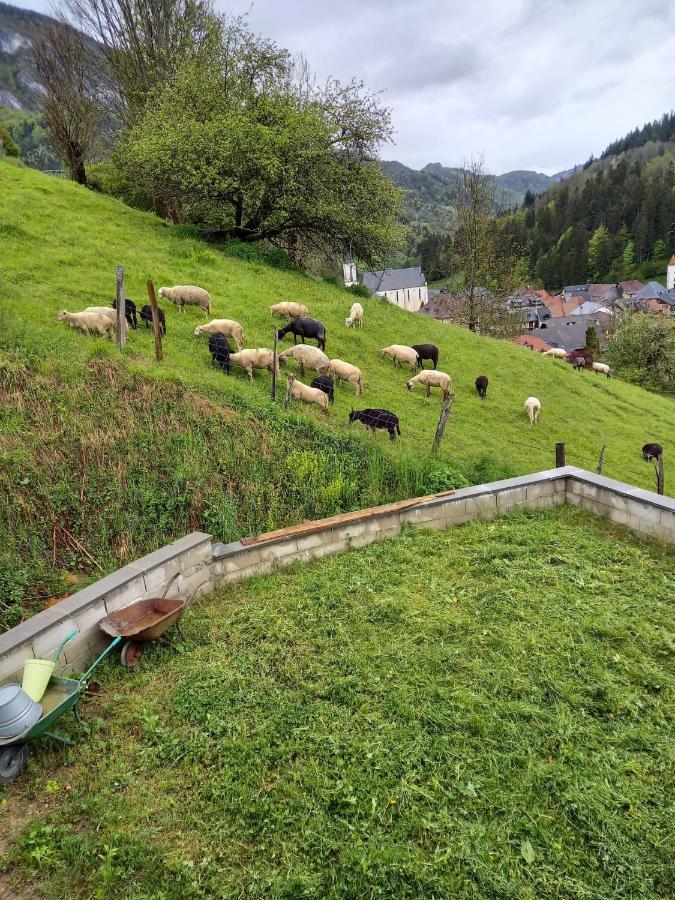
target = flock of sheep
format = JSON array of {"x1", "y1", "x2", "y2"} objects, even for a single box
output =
[{"x1": 56, "y1": 283, "x2": 627, "y2": 440}]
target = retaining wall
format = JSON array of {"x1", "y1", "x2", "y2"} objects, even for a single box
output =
[{"x1": 1, "y1": 468, "x2": 672, "y2": 683}]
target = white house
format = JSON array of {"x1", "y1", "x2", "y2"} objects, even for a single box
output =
[
  {"x1": 667, "y1": 254, "x2": 675, "y2": 290},
  {"x1": 358, "y1": 266, "x2": 429, "y2": 312}
]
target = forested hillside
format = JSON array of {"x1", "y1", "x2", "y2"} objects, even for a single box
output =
[{"x1": 501, "y1": 146, "x2": 675, "y2": 289}]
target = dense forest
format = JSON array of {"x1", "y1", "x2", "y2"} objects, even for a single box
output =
[{"x1": 601, "y1": 112, "x2": 675, "y2": 160}]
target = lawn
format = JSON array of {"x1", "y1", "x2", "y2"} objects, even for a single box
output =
[
  {"x1": 1, "y1": 157, "x2": 673, "y2": 494},
  {"x1": 2, "y1": 506, "x2": 673, "y2": 898}
]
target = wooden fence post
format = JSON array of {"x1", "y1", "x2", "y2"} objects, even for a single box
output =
[
  {"x1": 596, "y1": 445, "x2": 606, "y2": 475},
  {"x1": 432, "y1": 392, "x2": 454, "y2": 452},
  {"x1": 656, "y1": 456, "x2": 664, "y2": 495},
  {"x1": 115, "y1": 266, "x2": 126, "y2": 349},
  {"x1": 555, "y1": 442, "x2": 566, "y2": 467},
  {"x1": 272, "y1": 331, "x2": 278, "y2": 401},
  {"x1": 146, "y1": 279, "x2": 163, "y2": 362},
  {"x1": 284, "y1": 374, "x2": 293, "y2": 410}
]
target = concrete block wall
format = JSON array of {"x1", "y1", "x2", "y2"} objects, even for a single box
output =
[
  {"x1": 210, "y1": 469, "x2": 568, "y2": 584},
  {"x1": 1, "y1": 467, "x2": 672, "y2": 685},
  {"x1": 566, "y1": 467, "x2": 675, "y2": 544},
  {"x1": 0, "y1": 532, "x2": 212, "y2": 683}
]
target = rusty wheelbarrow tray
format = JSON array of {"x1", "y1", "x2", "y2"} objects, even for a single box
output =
[{"x1": 98, "y1": 575, "x2": 206, "y2": 668}]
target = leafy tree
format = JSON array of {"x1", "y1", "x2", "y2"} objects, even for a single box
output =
[
  {"x1": 652, "y1": 238, "x2": 666, "y2": 260},
  {"x1": 585, "y1": 326, "x2": 600, "y2": 357},
  {"x1": 622, "y1": 240, "x2": 636, "y2": 279},
  {"x1": 606, "y1": 314, "x2": 674, "y2": 393},
  {"x1": 120, "y1": 22, "x2": 403, "y2": 262},
  {"x1": 0, "y1": 124, "x2": 19, "y2": 157},
  {"x1": 587, "y1": 224, "x2": 612, "y2": 280}
]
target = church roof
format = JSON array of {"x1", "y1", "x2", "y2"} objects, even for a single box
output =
[
  {"x1": 669, "y1": 255, "x2": 675, "y2": 265},
  {"x1": 361, "y1": 267, "x2": 426, "y2": 293}
]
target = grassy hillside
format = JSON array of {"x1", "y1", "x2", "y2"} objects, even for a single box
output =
[
  {"x1": 2, "y1": 507, "x2": 673, "y2": 897},
  {"x1": 0, "y1": 157, "x2": 673, "y2": 617}
]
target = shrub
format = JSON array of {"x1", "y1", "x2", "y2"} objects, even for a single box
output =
[
  {"x1": 0, "y1": 123, "x2": 19, "y2": 158},
  {"x1": 348, "y1": 283, "x2": 372, "y2": 299}
]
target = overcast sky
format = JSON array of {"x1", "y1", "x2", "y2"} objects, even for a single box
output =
[{"x1": 14, "y1": 0, "x2": 675, "y2": 174}]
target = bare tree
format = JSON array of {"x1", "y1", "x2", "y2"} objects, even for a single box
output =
[
  {"x1": 32, "y1": 18, "x2": 102, "y2": 184},
  {"x1": 451, "y1": 156, "x2": 525, "y2": 337},
  {"x1": 64, "y1": 0, "x2": 215, "y2": 125}
]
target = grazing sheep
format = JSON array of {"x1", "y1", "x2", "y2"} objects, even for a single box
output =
[
  {"x1": 543, "y1": 347, "x2": 567, "y2": 359},
  {"x1": 56, "y1": 309, "x2": 115, "y2": 338},
  {"x1": 411, "y1": 343, "x2": 439, "y2": 369},
  {"x1": 349, "y1": 408, "x2": 401, "y2": 441},
  {"x1": 524, "y1": 396, "x2": 541, "y2": 426},
  {"x1": 379, "y1": 345, "x2": 420, "y2": 371},
  {"x1": 345, "y1": 302, "x2": 364, "y2": 328},
  {"x1": 328, "y1": 359, "x2": 364, "y2": 395},
  {"x1": 592, "y1": 362, "x2": 611, "y2": 378},
  {"x1": 229, "y1": 348, "x2": 278, "y2": 382},
  {"x1": 642, "y1": 443, "x2": 663, "y2": 462},
  {"x1": 270, "y1": 301, "x2": 310, "y2": 319},
  {"x1": 286, "y1": 375, "x2": 329, "y2": 418},
  {"x1": 208, "y1": 333, "x2": 232, "y2": 373},
  {"x1": 111, "y1": 297, "x2": 137, "y2": 329},
  {"x1": 194, "y1": 319, "x2": 244, "y2": 350},
  {"x1": 279, "y1": 345, "x2": 330, "y2": 377},
  {"x1": 310, "y1": 374, "x2": 334, "y2": 404},
  {"x1": 140, "y1": 304, "x2": 166, "y2": 336},
  {"x1": 406, "y1": 369, "x2": 452, "y2": 398},
  {"x1": 475, "y1": 375, "x2": 489, "y2": 399},
  {"x1": 572, "y1": 357, "x2": 587, "y2": 370},
  {"x1": 84, "y1": 306, "x2": 118, "y2": 320},
  {"x1": 158, "y1": 285, "x2": 211, "y2": 316},
  {"x1": 277, "y1": 317, "x2": 326, "y2": 351}
]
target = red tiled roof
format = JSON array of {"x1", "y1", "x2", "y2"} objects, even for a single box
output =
[
  {"x1": 511, "y1": 335, "x2": 554, "y2": 352},
  {"x1": 618, "y1": 280, "x2": 644, "y2": 295},
  {"x1": 588, "y1": 283, "x2": 615, "y2": 299},
  {"x1": 543, "y1": 294, "x2": 580, "y2": 317}
]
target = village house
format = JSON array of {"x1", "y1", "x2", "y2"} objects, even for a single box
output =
[{"x1": 346, "y1": 262, "x2": 428, "y2": 312}]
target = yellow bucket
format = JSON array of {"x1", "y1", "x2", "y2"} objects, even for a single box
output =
[{"x1": 22, "y1": 659, "x2": 55, "y2": 703}]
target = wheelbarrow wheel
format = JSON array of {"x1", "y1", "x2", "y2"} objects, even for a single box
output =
[
  {"x1": 0, "y1": 744, "x2": 29, "y2": 784},
  {"x1": 120, "y1": 639, "x2": 144, "y2": 669}
]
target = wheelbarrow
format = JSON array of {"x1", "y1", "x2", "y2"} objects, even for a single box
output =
[
  {"x1": 97, "y1": 576, "x2": 205, "y2": 668},
  {"x1": 0, "y1": 635, "x2": 122, "y2": 784}
]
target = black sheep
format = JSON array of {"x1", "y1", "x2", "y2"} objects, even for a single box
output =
[
  {"x1": 349, "y1": 408, "x2": 401, "y2": 441},
  {"x1": 475, "y1": 375, "x2": 489, "y2": 399},
  {"x1": 310, "y1": 374, "x2": 334, "y2": 404},
  {"x1": 412, "y1": 344, "x2": 439, "y2": 369},
  {"x1": 642, "y1": 443, "x2": 663, "y2": 462},
  {"x1": 140, "y1": 304, "x2": 166, "y2": 336},
  {"x1": 208, "y1": 333, "x2": 232, "y2": 373},
  {"x1": 277, "y1": 317, "x2": 326, "y2": 351},
  {"x1": 572, "y1": 357, "x2": 587, "y2": 370},
  {"x1": 111, "y1": 297, "x2": 137, "y2": 329}
]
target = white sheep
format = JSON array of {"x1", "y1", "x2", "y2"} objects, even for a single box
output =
[
  {"x1": 524, "y1": 396, "x2": 541, "y2": 426},
  {"x1": 379, "y1": 344, "x2": 420, "y2": 371},
  {"x1": 286, "y1": 374, "x2": 329, "y2": 417},
  {"x1": 406, "y1": 370, "x2": 452, "y2": 398},
  {"x1": 56, "y1": 309, "x2": 115, "y2": 338},
  {"x1": 158, "y1": 285, "x2": 211, "y2": 316},
  {"x1": 328, "y1": 359, "x2": 364, "y2": 395},
  {"x1": 229, "y1": 348, "x2": 278, "y2": 381},
  {"x1": 279, "y1": 345, "x2": 330, "y2": 377},
  {"x1": 345, "y1": 302, "x2": 364, "y2": 328},
  {"x1": 592, "y1": 362, "x2": 611, "y2": 378},
  {"x1": 270, "y1": 301, "x2": 309, "y2": 319},
  {"x1": 194, "y1": 319, "x2": 245, "y2": 350},
  {"x1": 83, "y1": 306, "x2": 117, "y2": 320},
  {"x1": 543, "y1": 347, "x2": 567, "y2": 359}
]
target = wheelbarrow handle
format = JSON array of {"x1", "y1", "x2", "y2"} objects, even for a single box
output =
[{"x1": 78, "y1": 635, "x2": 122, "y2": 687}]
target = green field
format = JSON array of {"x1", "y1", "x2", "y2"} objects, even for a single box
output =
[
  {"x1": 1, "y1": 158, "x2": 672, "y2": 487},
  {"x1": 1, "y1": 156, "x2": 674, "y2": 620},
  {"x1": 1, "y1": 507, "x2": 673, "y2": 898}
]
